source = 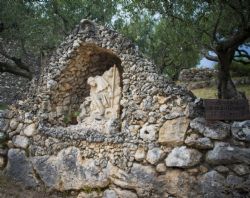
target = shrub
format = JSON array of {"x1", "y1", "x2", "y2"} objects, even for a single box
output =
[
  {"x1": 214, "y1": 62, "x2": 250, "y2": 77},
  {"x1": 230, "y1": 62, "x2": 250, "y2": 77}
]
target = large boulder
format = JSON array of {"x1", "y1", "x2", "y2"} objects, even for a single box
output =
[
  {"x1": 165, "y1": 146, "x2": 202, "y2": 168},
  {"x1": 190, "y1": 117, "x2": 230, "y2": 140},
  {"x1": 206, "y1": 143, "x2": 250, "y2": 165},
  {"x1": 232, "y1": 120, "x2": 250, "y2": 142},
  {"x1": 158, "y1": 117, "x2": 189, "y2": 146},
  {"x1": 199, "y1": 171, "x2": 228, "y2": 198},
  {"x1": 32, "y1": 147, "x2": 110, "y2": 191},
  {"x1": 5, "y1": 149, "x2": 38, "y2": 187}
]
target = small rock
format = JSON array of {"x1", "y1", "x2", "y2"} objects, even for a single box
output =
[
  {"x1": 15, "y1": 123, "x2": 23, "y2": 133},
  {"x1": 9, "y1": 119, "x2": 19, "y2": 130},
  {"x1": 128, "y1": 125, "x2": 140, "y2": 134},
  {"x1": 146, "y1": 147, "x2": 164, "y2": 165},
  {"x1": 77, "y1": 191, "x2": 100, "y2": 198},
  {"x1": 226, "y1": 174, "x2": 244, "y2": 186},
  {"x1": 232, "y1": 164, "x2": 250, "y2": 176},
  {"x1": 185, "y1": 134, "x2": 213, "y2": 149},
  {"x1": 135, "y1": 147, "x2": 145, "y2": 161},
  {"x1": 113, "y1": 188, "x2": 138, "y2": 198},
  {"x1": 103, "y1": 189, "x2": 118, "y2": 198},
  {"x1": 165, "y1": 146, "x2": 202, "y2": 168},
  {"x1": 190, "y1": 117, "x2": 230, "y2": 140},
  {"x1": 232, "y1": 120, "x2": 250, "y2": 142},
  {"x1": 139, "y1": 124, "x2": 157, "y2": 141},
  {"x1": 215, "y1": 166, "x2": 230, "y2": 174},
  {"x1": 12, "y1": 135, "x2": 29, "y2": 149},
  {"x1": 156, "y1": 163, "x2": 167, "y2": 173},
  {"x1": 23, "y1": 123, "x2": 37, "y2": 137}
]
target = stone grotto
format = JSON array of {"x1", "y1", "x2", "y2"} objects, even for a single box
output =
[{"x1": 0, "y1": 19, "x2": 250, "y2": 198}]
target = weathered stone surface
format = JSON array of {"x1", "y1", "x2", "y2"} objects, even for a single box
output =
[
  {"x1": 157, "y1": 169, "x2": 199, "y2": 198},
  {"x1": 23, "y1": 123, "x2": 37, "y2": 137},
  {"x1": 77, "y1": 191, "x2": 101, "y2": 198},
  {"x1": 139, "y1": 124, "x2": 157, "y2": 141},
  {"x1": 158, "y1": 117, "x2": 189, "y2": 146},
  {"x1": 5, "y1": 149, "x2": 38, "y2": 187},
  {"x1": 146, "y1": 147, "x2": 164, "y2": 165},
  {"x1": 113, "y1": 188, "x2": 138, "y2": 198},
  {"x1": 12, "y1": 135, "x2": 29, "y2": 149},
  {"x1": 232, "y1": 120, "x2": 250, "y2": 142},
  {"x1": 185, "y1": 134, "x2": 213, "y2": 149},
  {"x1": 232, "y1": 164, "x2": 250, "y2": 176},
  {"x1": 109, "y1": 163, "x2": 159, "y2": 197},
  {"x1": 199, "y1": 171, "x2": 228, "y2": 198},
  {"x1": 134, "y1": 147, "x2": 145, "y2": 162},
  {"x1": 32, "y1": 147, "x2": 110, "y2": 191},
  {"x1": 165, "y1": 146, "x2": 202, "y2": 168},
  {"x1": 190, "y1": 117, "x2": 230, "y2": 140},
  {"x1": 206, "y1": 143, "x2": 250, "y2": 165},
  {"x1": 0, "y1": 118, "x2": 9, "y2": 132},
  {"x1": 226, "y1": 174, "x2": 244, "y2": 186}
]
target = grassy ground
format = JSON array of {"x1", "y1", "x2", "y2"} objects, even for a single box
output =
[{"x1": 191, "y1": 84, "x2": 250, "y2": 99}]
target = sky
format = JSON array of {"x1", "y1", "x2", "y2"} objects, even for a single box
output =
[{"x1": 198, "y1": 58, "x2": 216, "y2": 68}]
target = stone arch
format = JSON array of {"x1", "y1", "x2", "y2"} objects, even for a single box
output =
[{"x1": 49, "y1": 43, "x2": 122, "y2": 125}]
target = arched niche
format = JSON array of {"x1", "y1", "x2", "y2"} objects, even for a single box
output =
[{"x1": 49, "y1": 43, "x2": 122, "y2": 125}]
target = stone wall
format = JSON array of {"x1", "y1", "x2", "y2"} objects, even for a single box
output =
[
  {"x1": 0, "y1": 19, "x2": 250, "y2": 198},
  {"x1": 179, "y1": 68, "x2": 217, "y2": 82}
]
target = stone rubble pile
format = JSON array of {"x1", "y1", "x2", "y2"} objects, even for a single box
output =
[{"x1": 0, "y1": 19, "x2": 250, "y2": 198}]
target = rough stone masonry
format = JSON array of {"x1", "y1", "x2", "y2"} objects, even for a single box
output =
[{"x1": 0, "y1": 19, "x2": 250, "y2": 198}]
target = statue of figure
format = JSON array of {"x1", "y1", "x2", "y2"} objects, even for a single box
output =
[
  {"x1": 82, "y1": 64, "x2": 121, "y2": 120},
  {"x1": 87, "y1": 76, "x2": 111, "y2": 117}
]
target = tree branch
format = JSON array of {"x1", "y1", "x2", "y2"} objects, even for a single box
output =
[
  {"x1": 0, "y1": 61, "x2": 32, "y2": 79},
  {"x1": 0, "y1": 44, "x2": 30, "y2": 72},
  {"x1": 213, "y1": 2, "x2": 223, "y2": 43},
  {"x1": 225, "y1": 1, "x2": 246, "y2": 26},
  {"x1": 0, "y1": 41, "x2": 32, "y2": 79},
  {"x1": 217, "y1": 26, "x2": 250, "y2": 50},
  {"x1": 202, "y1": 51, "x2": 219, "y2": 62}
]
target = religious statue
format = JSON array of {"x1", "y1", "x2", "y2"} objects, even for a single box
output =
[{"x1": 77, "y1": 65, "x2": 121, "y2": 123}]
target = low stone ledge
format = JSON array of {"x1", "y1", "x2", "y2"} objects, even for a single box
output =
[{"x1": 38, "y1": 123, "x2": 125, "y2": 143}]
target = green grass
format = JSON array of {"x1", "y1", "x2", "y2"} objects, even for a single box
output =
[
  {"x1": 191, "y1": 84, "x2": 250, "y2": 99},
  {"x1": 0, "y1": 103, "x2": 8, "y2": 110}
]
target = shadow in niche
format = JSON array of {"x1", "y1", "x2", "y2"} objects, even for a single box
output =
[{"x1": 49, "y1": 43, "x2": 122, "y2": 127}]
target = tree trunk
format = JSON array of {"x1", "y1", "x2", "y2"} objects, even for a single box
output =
[{"x1": 217, "y1": 48, "x2": 245, "y2": 99}]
